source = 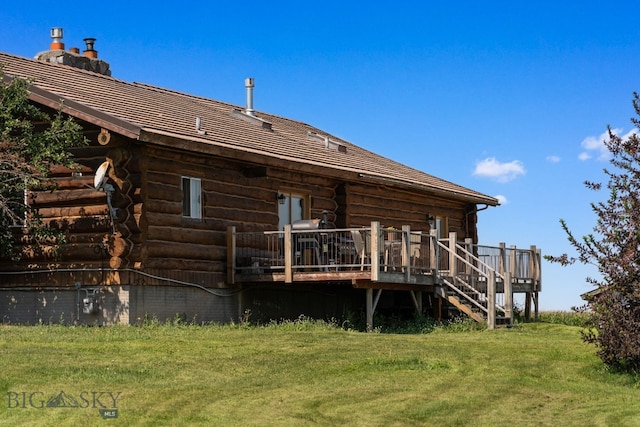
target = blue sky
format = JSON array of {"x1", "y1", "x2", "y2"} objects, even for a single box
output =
[{"x1": 3, "y1": 1, "x2": 640, "y2": 310}]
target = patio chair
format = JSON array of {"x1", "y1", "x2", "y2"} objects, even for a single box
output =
[
  {"x1": 351, "y1": 229, "x2": 370, "y2": 270},
  {"x1": 410, "y1": 231, "x2": 422, "y2": 266}
]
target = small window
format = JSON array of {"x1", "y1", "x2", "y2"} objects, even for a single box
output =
[{"x1": 182, "y1": 177, "x2": 202, "y2": 219}]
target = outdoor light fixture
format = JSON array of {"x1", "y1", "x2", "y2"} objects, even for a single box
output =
[
  {"x1": 427, "y1": 215, "x2": 436, "y2": 230},
  {"x1": 277, "y1": 193, "x2": 287, "y2": 204}
]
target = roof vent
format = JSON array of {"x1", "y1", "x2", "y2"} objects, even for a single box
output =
[
  {"x1": 231, "y1": 108, "x2": 272, "y2": 131},
  {"x1": 307, "y1": 132, "x2": 347, "y2": 153},
  {"x1": 50, "y1": 27, "x2": 64, "y2": 50},
  {"x1": 245, "y1": 77, "x2": 255, "y2": 116},
  {"x1": 195, "y1": 117, "x2": 206, "y2": 135}
]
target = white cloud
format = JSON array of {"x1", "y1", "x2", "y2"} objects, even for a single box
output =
[
  {"x1": 546, "y1": 155, "x2": 560, "y2": 163},
  {"x1": 473, "y1": 157, "x2": 525, "y2": 183},
  {"x1": 495, "y1": 194, "x2": 508, "y2": 205},
  {"x1": 579, "y1": 128, "x2": 637, "y2": 161}
]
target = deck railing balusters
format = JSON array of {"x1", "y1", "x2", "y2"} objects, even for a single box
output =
[{"x1": 226, "y1": 225, "x2": 540, "y2": 326}]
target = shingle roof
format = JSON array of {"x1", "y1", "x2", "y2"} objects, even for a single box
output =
[{"x1": 0, "y1": 51, "x2": 498, "y2": 205}]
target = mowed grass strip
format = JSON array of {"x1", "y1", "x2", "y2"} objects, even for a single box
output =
[{"x1": 1, "y1": 321, "x2": 639, "y2": 426}]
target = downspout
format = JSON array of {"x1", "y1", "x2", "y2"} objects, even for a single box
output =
[{"x1": 465, "y1": 204, "x2": 489, "y2": 239}]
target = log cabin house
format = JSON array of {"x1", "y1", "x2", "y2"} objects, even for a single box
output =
[{"x1": 0, "y1": 30, "x2": 541, "y2": 328}]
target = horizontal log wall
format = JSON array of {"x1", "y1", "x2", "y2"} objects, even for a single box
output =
[
  {"x1": 139, "y1": 146, "x2": 340, "y2": 284},
  {"x1": 0, "y1": 125, "x2": 147, "y2": 284},
  {"x1": 5, "y1": 140, "x2": 113, "y2": 270},
  {"x1": 4, "y1": 122, "x2": 481, "y2": 287},
  {"x1": 343, "y1": 182, "x2": 472, "y2": 239}
]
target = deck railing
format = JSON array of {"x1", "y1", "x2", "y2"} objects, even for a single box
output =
[
  {"x1": 227, "y1": 222, "x2": 439, "y2": 283},
  {"x1": 227, "y1": 222, "x2": 541, "y2": 328}
]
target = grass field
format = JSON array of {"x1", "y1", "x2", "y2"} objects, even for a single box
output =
[{"x1": 1, "y1": 317, "x2": 639, "y2": 426}]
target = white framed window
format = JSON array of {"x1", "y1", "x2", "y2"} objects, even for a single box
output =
[{"x1": 181, "y1": 177, "x2": 202, "y2": 219}]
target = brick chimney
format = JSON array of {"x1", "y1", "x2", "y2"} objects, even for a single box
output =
[{"x1": 34, "y1": 28, "x2": 111, "y2": 76}]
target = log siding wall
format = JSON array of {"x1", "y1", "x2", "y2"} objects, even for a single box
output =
[
  {"x1": 138, "y1": 145, "x2": 341, "y2": 285},
  {"x1": 342, "y1": 182, "x2": 473, "y2": 240},
  {"x1": 1, "y1": 123, "x2": 481, "y2": 324}
]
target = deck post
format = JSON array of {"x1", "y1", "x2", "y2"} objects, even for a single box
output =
[
  {"x1": 504, "y1": 271, "x2": 512, "y2": 324},
  {"x1": 402, "y1": 225, "x2": 411, "y2": 282},
  {"x1": 501, "y1": 243, "x2": 512, "y2": 324},
  {"x1": 429, "y1": 229, "x2": 438, "y2": 272},
  {"x1": 536, "y1": 247, "x2": 542, "y2": 320},
  {"x1": 284, "y1": 224, "x2": 292, "y2": 283},
  {"x1": 487, "y1": 269, "x2": 496, "y2": 329},
  {"x1": 366, "y1": 288, "x2": 373, "y2": 331},
  {"x1": 464, "y1": 238, "x2": 473, "y2": 286},
  {"x1": 532, "y1": 246, "x2": 542, "y2": 291},
  {"x1": 448, "y1": 232, "x2": 457, "y2": 278},
  {"x1": 226, "y1": 226, "x2": 236, "y2": 285},
  {"x1": 371, "y1": 222, "x2": 380, "y2": 281},
  {"x1": 530, "y1": 245, "x2": 539, "y2": 320}
]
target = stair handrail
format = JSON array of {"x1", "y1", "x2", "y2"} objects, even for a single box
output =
[
  {"x1": 452, "y1": 241, "x2": 507, "y2": 282},
  {"x1": 436, "y1": 235, "x2": 508, "y2": 326},
  {"x1": 435, "y1": 240, "x2": 498, "y2": 281},
  {"x1": 451, "y1": 241, "x2": 508, "y2": 315}
]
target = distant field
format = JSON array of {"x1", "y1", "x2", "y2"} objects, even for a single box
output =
[{"x1": 1, "y1": 316, "x2": 638, "y2": 426}]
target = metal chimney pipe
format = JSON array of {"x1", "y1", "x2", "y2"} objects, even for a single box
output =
[
  {"x1": 50, "y1": 27, "x2": 64, "y2": 50},
  {"x1": 83, "y1": 38, "x2": 98, "y2": 58},
  {"x1": 245, "y1": 77, "x2": 255, "y2": 116}
]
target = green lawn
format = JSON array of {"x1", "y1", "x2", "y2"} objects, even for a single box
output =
[{"x1": 1, "y1": 320, "x2": 639, "y2": 426}]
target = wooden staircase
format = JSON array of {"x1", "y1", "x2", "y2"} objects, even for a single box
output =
[
  {"x1": 445, "y1": 292, "x2": 485, "y2": 323},
  {"x1": 434, "y1": 233, "x2": 514, "y2": 329}
]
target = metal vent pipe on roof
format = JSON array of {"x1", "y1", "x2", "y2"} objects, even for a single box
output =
[
  {"x1": 83, "y1": 37, "x2": 98, "y2": 58},
  {"x1": 245, "y1": 77, "x2": 255, "y2": 116},
  {"x1": 50, "y1": 27, "x2": 64, "y2": 50}
]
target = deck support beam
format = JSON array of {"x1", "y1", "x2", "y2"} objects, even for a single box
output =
[
  {"x1": 487, "y1": 269, "x2": 496, "y2": 329},
  {"x1": 365, "y1": 288, "x2": 383, "y2": 331}
]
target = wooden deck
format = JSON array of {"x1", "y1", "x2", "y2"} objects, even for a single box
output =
[{"x1": 227, "y1": 222, "x2": 542, "y2": 329}]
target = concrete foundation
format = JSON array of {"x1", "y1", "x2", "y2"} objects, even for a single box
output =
[{"x1": 0, "y1": 285, "x2": 239, "y2": 325}]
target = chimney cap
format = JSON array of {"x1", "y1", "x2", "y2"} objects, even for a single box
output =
[
  {"x1": 83, "y1": 37, "x2": 98, "y2": 58},
  {"x1": 50, "y1": 27, "x2": 63, "y2": 39}
]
